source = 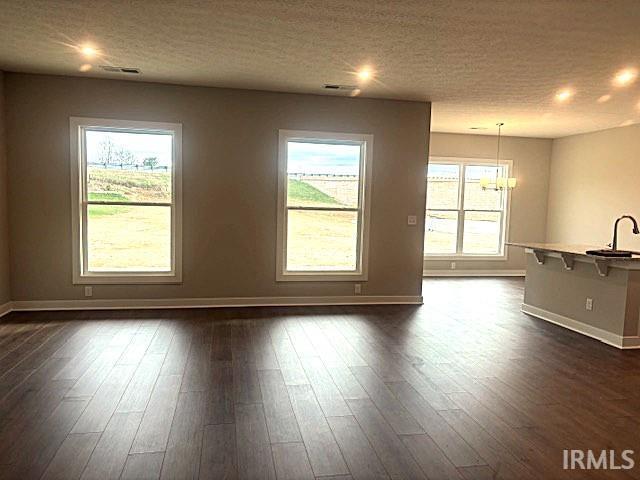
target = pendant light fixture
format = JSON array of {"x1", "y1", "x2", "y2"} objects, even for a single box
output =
[{"x1": 480, "y1": 122, "x2": 517, "y2": 191}]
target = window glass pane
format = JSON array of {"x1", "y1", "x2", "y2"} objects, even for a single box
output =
[
  {"x1": 287, "y1": 141, "x2": 361, "y2": 208},
  {"x1": 463, "y1": 211, "x2": 502, "y2": 254},
  {"x1": 87, "y1": 205, "x2": 171, "y2": 271},
  {"x1": 86, "y1": 130, "x2": 172, "y2": 204},
  {"x1": 425, "y1": 210, "x2": 458, "y2": 254},
  {"x1": 464, "y1": 165, "x2": 506, "y2": 210},
  {"x1": 286, "y1": 210, "x2": 358, "y2": 271},
  {"x1": 427, "y1": 163, "x2": 459, "y2": 209}
]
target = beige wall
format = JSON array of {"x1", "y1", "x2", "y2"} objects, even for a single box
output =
[
  {"x1": 523, "y1": 255, "x2": 629, "y2": 336},
  {"x1": 5, "y1": 73, "x2": 430, "y2": 302},
  {"x1": 0, "y1": 72, "x2": 10, "y2": 304},
  {"x1": 546, "y1": 124, "x2": 640, "y2": 251},
  {"x1": 425, "y1": 132, "x2": 552, "y2": 272}
]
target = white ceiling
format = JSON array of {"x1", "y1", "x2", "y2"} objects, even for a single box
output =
[{"x1": 1, "y1": 0, "x2": 639, "y2": 138}]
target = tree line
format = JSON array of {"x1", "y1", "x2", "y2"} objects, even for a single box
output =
[{"x1": 94, "y1": 138, "x2": 166, "y2": 171}]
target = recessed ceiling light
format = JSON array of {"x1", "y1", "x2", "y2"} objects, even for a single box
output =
[
  {"x1": 357, "y1": 67, "x2": 373, "y2": 82},
  {"x1": 597, "y1": 94, "x2": 611, "y2": 103},
  {"x1": 79, "y1": 44, "x2": 98, "y2": 58},
  {"x1": 555, "y1": 89, "x2": 574, "y2": 103},
  {"x1": 79, "y1": 64, "x2": 92, "y2": 72},
  {"x1": 469, "y1": 127, "x2": 488, "y2": 130},
  {"x1": 613, "y1": 68, "x2": 638, "y2": 87}
]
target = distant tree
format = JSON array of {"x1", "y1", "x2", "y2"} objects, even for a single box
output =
[
  {"x1": 97, "y1": 138, "x2": 135, "y2": 168},
  {"x1": 114, "y1": 146, "x2": 135, "y2": 167},
  {"x1": 97, "y1": 138, "x2": 116, "y2": 166},
  {"x1": 143, "y1": 157, "x2": 159, "y2": 170}
]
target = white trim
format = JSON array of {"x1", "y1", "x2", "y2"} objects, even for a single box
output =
[
  {"x1": 521, "y1": 303, "x2": 640, "y2": 350},
  {"x1": 69, "y1": 117, "x2": 183, "y2": 285},
  {"x1": 276, "y1": 130, "x2": 373, "y2": 282},
  {"x1": 10, "y1": 295, "x2": 423, "y2": 311},
  {"x1": 424, "y1": 255, "x2": 509, "y2": 261},
  {"x1": 425, "y1": 156, "x2": 513, "y2": 259},
  {"x1": 0, "y1": 302, "x2": 12, "y2": 318},
  {"x1": 423, "y1": 269, "x2": 525, "y2": 277}
]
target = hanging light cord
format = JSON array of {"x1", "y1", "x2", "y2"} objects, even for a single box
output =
[{"x1": 496, "y1": 122, "x2": 504, "y2": 169}]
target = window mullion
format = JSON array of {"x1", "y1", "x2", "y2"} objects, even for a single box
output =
[
  {"x1": 286, "y1": 206, "x2": 359, "y2": 212},
  {"x1": 457, "y1": 164, "x2": 465, "y2": 254},
  {"x1": 499, "y1": 210, "x2": 506, "y2": 255},
  {"x1": 87, "y1": 201, "x2": 172, "y2": 208}
]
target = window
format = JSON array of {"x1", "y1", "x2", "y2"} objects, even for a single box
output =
[
  {"x1": 70, "y1": 118, "x2": 182, "y2": 284},
  {"x1": 276, "y1": 130, "x2": 373, "y2": 281},
  {"x1": 424, "y1": 158, "x2": 510, "y2": 258}
]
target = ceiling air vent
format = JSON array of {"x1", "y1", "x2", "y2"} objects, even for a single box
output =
[
  {"x1": 323, "y1": 84, "x2": 358, "y2": 91},
  {"x1": 100, "y1": 65, "x2": 141, "y2": 75}
]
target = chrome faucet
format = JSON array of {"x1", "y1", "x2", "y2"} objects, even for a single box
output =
[{"x1": 610, "y1": 215, "x2": 640, "y2": 251}]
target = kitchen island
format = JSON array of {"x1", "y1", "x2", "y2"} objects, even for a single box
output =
[{"x1": 509, "y1": 242, "x2": 640, "y2": 349}]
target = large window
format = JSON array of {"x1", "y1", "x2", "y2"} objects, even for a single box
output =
[
  {"x1": 424, "y1": 158, "x2": 510, "y2": 258},
  {"x1": 276, "y1": 130, "x2": 372, "y2": 281},
  {"x1": 70, "y1": 118, "x2": 182, "y2": 284}
]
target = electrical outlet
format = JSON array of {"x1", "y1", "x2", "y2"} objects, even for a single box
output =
[
  {"x1": 354, "y1": 284, "x2": 362, "y2": 295},
  {"x1": 450, "y1": 262, "x2": 456, "y2": 270},
  {"x1": 84, "y1": 286, "x2": 93, "y2": 297},
  {"x1": 586, "y1": 297, "x2": 593, "y2": 311},
  {"x1": 407, "y1": 215, "x2": 417, "y2": 226}
]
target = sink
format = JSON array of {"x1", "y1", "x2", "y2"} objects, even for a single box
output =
[{"x1": 586, "y1": 249, "x2": 633, "y2": 258}]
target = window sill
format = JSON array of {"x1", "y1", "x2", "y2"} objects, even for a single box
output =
[
  {"x1": 424, "y1": 255, "x2": 507, "y2": 262},
  {"x1": 277, "y1": 271, "x2": 368, "y2": 282},
  {"x1": 73, "y1": 273, "x2": 182, "y2": 285}
]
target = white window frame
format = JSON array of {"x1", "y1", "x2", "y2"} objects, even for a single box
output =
[
  {"x1": 70, "y1": 117, "x2": 183, "y2": 284},
  {"x1": 276, "y1": 130, "x2": 373, "y2": 282},
  {"x1": 424, "y1": 156, "x2": 512, "y2": 261}
]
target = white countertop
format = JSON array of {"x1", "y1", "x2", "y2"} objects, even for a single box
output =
[
  {"x1": 508, "y1": 242, "x2": 640, "y2": 260},
  {"x1": 508, "y1": 242, "x2": 640, "y2": 274}
]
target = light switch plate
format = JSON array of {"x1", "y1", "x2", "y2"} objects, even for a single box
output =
[
  {"x1": 407, "y1": 215, "x2": 417, "y2": 226},
  {"x1": 84, "y1": 286, "x2": 93, "y2": 297}
]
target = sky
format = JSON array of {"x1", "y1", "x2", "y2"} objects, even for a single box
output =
[
  {"x1": 85, "y1": 133, "x2": 363, "y2": 175},
  {"x1": 287, "y1": 141, "x2": 361, "y2": 176},
  {"x1": 86, "y1": 130, "x2": 173, "y2": 167}
]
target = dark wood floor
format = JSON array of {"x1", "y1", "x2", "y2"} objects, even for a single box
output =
[{"x1": 0, "y1": 278, "x2": 639, "y2": 479}]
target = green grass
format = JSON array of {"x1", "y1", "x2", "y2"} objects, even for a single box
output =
[
  {"x1": 88, "y1": 192, "x2": 129, "y2": 201},
  {"x1": 288, "y1": 179, "x2": 339, "y2": 205},
  {"x1": 88, "y1": 192, "x2": 131, "y2": 217}
]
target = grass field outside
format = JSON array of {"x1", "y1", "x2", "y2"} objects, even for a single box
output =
[
  {"x1": 85, "y1": 168, "x2": 502, "y2": 271},
  {"x1": 287, "y1": 179, "x2": 340, "y2": 207},
  {"x1": 86, "y1": 168, "x2": 172, "y2": 271}
]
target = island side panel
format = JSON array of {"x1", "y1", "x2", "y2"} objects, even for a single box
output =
[
  {"x1": 523, "y1": 254, "x2": 627, "y2": 338},
  {"x1": 624, "y1": 271, "x2": 640, "y2": 338}
]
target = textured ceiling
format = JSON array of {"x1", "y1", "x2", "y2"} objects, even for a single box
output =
[{"x1": 1, "y1": 0, "x2": 640, "y2": 138}]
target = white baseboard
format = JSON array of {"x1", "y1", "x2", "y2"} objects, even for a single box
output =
[
  {"x1": 9, "y1": 295, "x2": 423, "y2": 312},
  {"x1": 0, "y1": 302, "x2": 12, "y2": 318},
  {"x1": 423, "y1": 269, "x2": 526, "y2": 277},
  {"x1": 521, "y1": 303, "x2": 640, "y2": 350}
]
